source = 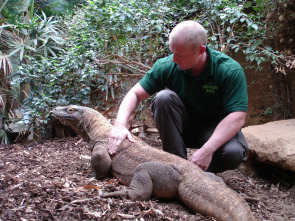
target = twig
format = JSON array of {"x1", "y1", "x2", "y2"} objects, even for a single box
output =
[
  {"x1": 107, "y1": 72, "x2": 145, "y2": 76},
  {"x1": 149, "y1": 26, "x2": 153, "y2": 67},
  {"x1": 225, "y1": 22, "x2": 236, "y2": 53},
  {"x1": 244, "y1": 196, "x2": 260, "y2": 203},
  {"x1": 94, "y1": 53, "x2": 151, "y2": 75},
  {"x1": 113, "y1": 54, "x2": 151, "y2": 70},
  {"x1": 37, "y1": 206, "x2": 56, "y2": 220}
]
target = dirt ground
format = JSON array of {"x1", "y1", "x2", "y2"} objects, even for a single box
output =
[{"x1": 1, "y1": 135, "x2": 295, "y2": 221}]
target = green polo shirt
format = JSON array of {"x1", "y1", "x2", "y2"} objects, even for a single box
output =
[{"x1": 139, "y1": 46, "x2": 248, "y2": 121}]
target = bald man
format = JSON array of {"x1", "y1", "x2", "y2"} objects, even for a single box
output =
[{"x1": 108, "y1": 21, "x2": 248, "y2": 173}]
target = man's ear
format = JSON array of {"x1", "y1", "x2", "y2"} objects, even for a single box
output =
[{"x1": 199, "y1": 45, "x2": 206, "y2": 54}]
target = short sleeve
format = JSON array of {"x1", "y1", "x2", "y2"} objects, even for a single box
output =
[{"x1": 222, "y1": 69, "x2": 248, "y2": 115}]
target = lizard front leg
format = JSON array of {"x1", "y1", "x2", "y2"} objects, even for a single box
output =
[{"x1": 91, "y1": 143, "x2": 112, "y2": 179}]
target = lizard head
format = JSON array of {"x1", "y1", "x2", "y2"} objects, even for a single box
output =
[
  {"x1": 51, "y1": 105, "x2": 85, "y2": 134},
  {"x1": 51, "y1": 105, "x2": 112, "y2": 145},
  {"x1": 52, "y1": 105, "x2": 83, "y2": 121}
]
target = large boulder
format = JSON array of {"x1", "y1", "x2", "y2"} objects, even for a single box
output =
[{"x1": 242, "y1": 119, "x2": 295, "y2": 172}]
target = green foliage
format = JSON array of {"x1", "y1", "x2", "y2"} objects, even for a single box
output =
[
  {"x1": 11, "y1": 52, "x2": 99, "y2": 132},
  {"x1": 0, "y1": 1, "x2": 67, "y2": 143},
  {"x1": 0, "y1": 0, "x2": 85, "y2": 19},
  {"x1": 0, "y1": 127, "x2": 15, "y2": 144},
  {"x1": 0, "y1": 0, "x2": 31, "y2": 18},
  {"x1": 0, "y1": 104, "x2": 11, "y2": 144},
  {"x1": 37, "y1": 0, "x2": 86, "y2": 17},
  {"x1": 191, "y1": 0, "x2": 294, "y2": 72},
  {"x1": 1, "y1": 11, "x2": 65, "y2": 62},
  {"x1": 43, "y1": 0, "x2": 70, "y2": 16},
  {"x1": 68, "y1": 0, "x2": 176, "y2": 67}
]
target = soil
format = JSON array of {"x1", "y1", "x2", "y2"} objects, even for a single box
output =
[{"x1": 1, "y1": 135, "x2": 295, "y2": 221}]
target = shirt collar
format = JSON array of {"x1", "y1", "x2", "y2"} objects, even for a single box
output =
[{"x1": 182, "y1": 45, "x2": 213, "y2": 79}]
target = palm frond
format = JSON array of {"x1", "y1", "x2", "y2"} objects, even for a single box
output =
[
  {"x1": 0, "y1": 129, "x2": 11, "y2": 144},
  {"x1": 0, "y1": 95, "x2": 5, "y2": 112},
  {"x1": 0, "y1": 51, "x2": 13, "y2": 77}
]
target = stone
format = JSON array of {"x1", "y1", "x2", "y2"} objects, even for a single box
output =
[{"x1": 242, "y1": 119, "x2": 295, "y2": 172}]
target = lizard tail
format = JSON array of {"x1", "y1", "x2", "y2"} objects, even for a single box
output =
[{"x1": 178, "y1": 171, "x2": 254, "y2": 221}]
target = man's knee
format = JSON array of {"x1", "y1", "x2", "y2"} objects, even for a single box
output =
[
  {"x1": 208, "y1": 137, "x2": 248, "y2": 173},
  {"x1": 224, "y1": 145, "x2": 247, "y2": 167},
  {"x1": 152, "y1": 90, "x2": 177, "y2": 108},
  {"x1": 223, "y1": 131, "x2": 248, "y2": 162}
]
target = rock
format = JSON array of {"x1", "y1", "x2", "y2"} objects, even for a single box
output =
[{"x1": 242, "y1": 119, "x2": 295, "y2": 172}]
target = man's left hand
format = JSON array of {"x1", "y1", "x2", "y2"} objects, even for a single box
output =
[{"x1": 188, "y1": 148, "x2": 213, "y2": 171}]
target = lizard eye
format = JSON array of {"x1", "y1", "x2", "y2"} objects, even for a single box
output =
[{"x1": 68, "y1": 107, "x2": 75, "y2": 114}]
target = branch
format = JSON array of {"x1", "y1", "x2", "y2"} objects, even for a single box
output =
[
  {"x1": 224, "y1": 22, "x2": 236, "y2": 53},
  {"x1": 94, "y1": 54, "x2": 151, "y2": 75},
  {"x1": 240, "y1": 43, "x2": 295, "y2": 74},
  {"x1": 149, "y1": 26, "x2": 153, "y2": 67},
  {"x1": 107, "y1": 72, "x2": 145, "y2": 77},
  {"x1": 215, "y1": 20, "x2": 223, "y2": 46},
  {"x1": 0, "y1": 0, "x2": 9, "y2": 14}
]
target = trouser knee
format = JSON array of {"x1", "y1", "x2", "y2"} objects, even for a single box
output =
[
  {"x1": 208, "y1": 132, "x2": 248, "y2": 173},
  {"x1": 151, "y1": 89, "x2": 178, "y2": 112},
  {"x1": 208, "y1": 149, "x2": 246, "y2": 173},
  {"x1": 223, "y1": 147, "x2": 247, "y2": 169}
]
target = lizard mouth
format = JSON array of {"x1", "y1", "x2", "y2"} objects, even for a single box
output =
[
  {"x1": 57, "y1": 118, "x2": 66, "y2": 125},
  {"x1": 50, "y1": 110, "x2": 69, "y2": 124}
]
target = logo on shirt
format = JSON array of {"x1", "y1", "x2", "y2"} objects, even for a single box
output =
[{"x1": 202, "y1": 84, "x2": 218, "y2": 94}]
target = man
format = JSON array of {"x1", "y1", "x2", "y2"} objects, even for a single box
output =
[{"x1": 108, "y1": 20, "x2": 248, "y2": 173}]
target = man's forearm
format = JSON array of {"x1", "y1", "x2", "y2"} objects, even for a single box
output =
[
  {"x1": 201, "y1": 111, "x2": 246, "y2": 154},
  {"x1": 115, "y1": 92, "x2": 141, "y2": 127},
  {"x1": 108, "y1": 83, "x2": 150, "y2": 154},
  {"x1": 115, "y1": 82, "x2": 150, "y2": 127}
]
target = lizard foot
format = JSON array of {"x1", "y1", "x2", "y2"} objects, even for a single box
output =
[{"x1": 100, "y1": 187, "x2": 128, "y2": 198}]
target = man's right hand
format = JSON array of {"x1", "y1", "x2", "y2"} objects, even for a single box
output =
[
  {"x1": 107, "y1": 123, "x2": 134, "y2": 155},
  {"x1": 107, "y1": 83, "x2": 150, "y2": 155}
]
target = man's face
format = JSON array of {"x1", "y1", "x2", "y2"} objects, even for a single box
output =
[{"x1": 169, "y1": 41, "x2": 200, "y2": 71}]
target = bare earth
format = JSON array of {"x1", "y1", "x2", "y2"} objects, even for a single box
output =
[{"x1": 1, "y1": 136, "x2": 295, "y2": 221}]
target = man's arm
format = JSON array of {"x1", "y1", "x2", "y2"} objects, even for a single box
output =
[
  {"x1": 108, "y1": 82, "x2": 150, "y2": 155},
  {"x1": 188, "y1": 111, "x2": 246, "y2": 171}
]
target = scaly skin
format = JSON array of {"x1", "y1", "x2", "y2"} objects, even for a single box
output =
[{"x1": 52, "y1": 105, "x2": 254, "y2": 221}]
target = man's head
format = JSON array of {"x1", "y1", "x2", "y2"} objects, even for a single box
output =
[{"x1": 169, "y1": 21, "x2": 207, "y2": 71}]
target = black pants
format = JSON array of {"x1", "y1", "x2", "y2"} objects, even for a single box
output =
[{"x1": 151, "y1": 89, "x2": 249, "y2": 173}]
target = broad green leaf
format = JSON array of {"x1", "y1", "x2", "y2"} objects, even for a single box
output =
[
  {"x1": 244, "y1": 2, "x2": 252, "y2": 8},
  {"x1": 251, "y1": 24, "x2": 258, "y2": 30}
]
